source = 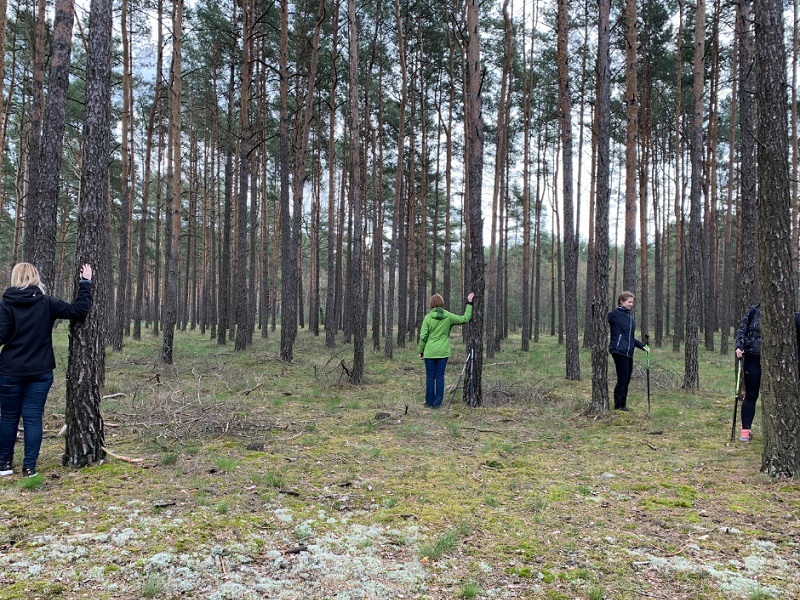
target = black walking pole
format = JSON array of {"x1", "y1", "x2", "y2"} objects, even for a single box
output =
[
  {"x1": 446, "y1": 346, "x2": 472, "y2": 409},
  {"x1": 468, "y1": 339, "x2": 475, "y2": 407},
  {"x1": 645, "y1": 335, "x2": 651, "y2": 419},
  {"x1": 730, "y1": 358, "x2": 742, "y2": 442}
]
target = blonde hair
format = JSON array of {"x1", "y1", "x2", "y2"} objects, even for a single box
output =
[
  {"x1": 617, "y1": 291, "x2": 634, "y2": 306},
  {"x1": 10, "y1": 262, "x2": 45, "y2": 293},
  {"x1": 429, "y1": 294, "x2": 445, "y2": 309}
]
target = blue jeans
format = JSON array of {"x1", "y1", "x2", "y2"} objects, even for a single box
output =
[
  {"x1": 425, "y1": 358, "x2": 448, "y2": 408},
  {"x1": 0, "y1": 372, "x2": 54, "y2": 472}
]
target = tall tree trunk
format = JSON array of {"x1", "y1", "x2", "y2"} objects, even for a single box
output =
[
  {"x1": 683, "y1": 0, "x2": 704, "y2": 391},
  {"x1": 622, "y1": 0, "x2": 638, "y2": 294},
  {"x1": 63, "y1": 0, "x2": 112, "y2": 468},
  {"x1": 557, "y1": 0, "x2": 579, "y2": 379},
  {"x1": 325, "y1": 0, "x2": 340, "y2": 348},
  {"x1": 638, "y1": 10, "x2": 651, "y2": 342},
  {"x1": 739, "y1": 0, "x2": 757, "y2": 311},
  {"x1": 218, "y1": 46, "x2": 236, "y2": 345},
  {"x1": 234, "y1": 0, "x2": 253, "y2": 351},
  {"x1": 278, "y1": 0, "x2": 295, "y2": 361},
  {"x1": 521, "y1": 6, "x2": 535, "y2": 351},
  {"x1": 347, "y1": 0, "x2": 364, "y2": 383},
  {"x1": 386, "y1": 0, "x2": 408, "y2": 355},
  {"x1": 589, "y1": 0, "x2": 611, "y2": 414},
  {"x1": 721, "y1": 15, "x2": 739, "y2": 355},
  {"x1": 134, "y1": 0, "x2": 163, "y2": 340},
  {"x1": 111, "y1": 0, "x2": 132, "y2": 351},
  {"x1": 673, "y1": 0, "x2": 685, "y2": 352},
  {"x1": 487, "y1": 1, "x2": 512, "y2": 359},
  {"x1": 754, "y1": 0, "x2": 800, "y2": 477},
  {"x1": 161, "y1": 0, "x2": 183, "y2": 365},
  {"x1": 22, "y1": 0, "x2": 46, "y2": 261},
  {"x1": 462, "y1": 0, "x2": 485, "y2": 406},
  {"x1": 29, "y1": 0, "x2": 75, "y2": 290}
]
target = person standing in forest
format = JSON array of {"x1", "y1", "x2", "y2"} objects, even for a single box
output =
[
  {"x1": 735, "y1": 304, "x2": 761, "y2": 443},
  {"x1": 0, "y1": 263, "x2": 93, "y2": 477},
  {"x1": 608, "y1": 291, "x2": 648, "y2": 411},
  {"x1": 418, "y1": 292, "x2": 475, "y2": 409}
]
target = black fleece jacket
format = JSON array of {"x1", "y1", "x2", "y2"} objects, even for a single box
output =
[
  {"x1": 607, "y1": 306, "x2": 645, "y2": 358},
  {"x1": 0, "y1": 280, "x2": 92, "y2": 376}
]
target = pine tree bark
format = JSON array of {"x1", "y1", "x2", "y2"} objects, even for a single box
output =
[
  {"x1": 347, "y1": 0, "x2": 365, "y2": 383},
  {"x1": 234, "y1": 0, "x2": 253, "y2": 351},
  {"x1": 134, "y1": 0, "x2": 163, "y2": 340},
  {"x1": 589, "y1": 0, "x2": 611, "y2": 414},
  {"x1": 683, "y1": 0, "x2": 704, "y2": 391},
  {"x1": 111, "y1": 0, "x2": 132, "y2": 351},
  {"x1": 385, "y1": 0, "x2": 408, "y2": 357},
  {"x1": 325, "y1": 0, "x2": 340, "y2": 348},
  {"x1": 622, "y1": 0, "x2": 638, "y2": 294},
  {"x1": 63, "y1": 0, "x2": 113, "y2": 468},
  {"x1": 462, "y1": 0, "x2": 485, "y2": 406},
  {"x1": 22, "y1": 0, "x2": 46, "y2": 261},
  {"x1": 754, "y1": 0, "x2": 800, "y2": 477},
  {"x1": 29, "y1": 0, "x2": 75, "y2": 291},
  {"x1": 739, "y1": 0, "x2": 757, "y2": 310},
  {"x1": 160, "y1": 0, "x2": 183, "y2": 365},
  {"x1": 673, "y1": 0, "x2": 685, "y2": 352},
  {"x1": 278, "y1": 0, "x2": 295, "y2": 361},
  {"x1": 557, "y1": 0, "x2": 579, "y2": 379}
]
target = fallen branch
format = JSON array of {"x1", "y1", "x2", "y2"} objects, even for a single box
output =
[
  {"x1": 101, "y1": 393, "x2": 127, "y2": 400},
  {"x1": 284, "y1": 544, "x2": 308, "y2": 555},
  {"x1": 461, "y1": 427, "x2": 504, "y2": 434},
  {"x1": 642, "y1": 440, "x2": 658, "y2": 451},
  {"x1": 101, "y1": 446, "x2": 145, "y2": 464},
  {"x1": 243, "y1": 383, "x2": 263, "y2": 396}
]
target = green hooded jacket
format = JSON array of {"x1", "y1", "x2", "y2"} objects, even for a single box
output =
[{"x1": 417, "y1": 303, "x2": 473, "y2": 358}]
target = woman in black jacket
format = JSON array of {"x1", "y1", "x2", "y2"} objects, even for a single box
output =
[
  {"x1": 0, "y1": 263, "x2": 93, "y2": 477},
  {"x1": 608, "y1": 291, "x2": 648, "y2": 410},
  {"x1": 735, "y1": 304, "x2": 760, "y2": 443}
]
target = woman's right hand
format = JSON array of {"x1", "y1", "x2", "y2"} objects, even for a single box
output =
[
  {"x1": 735, "y1": 348, "x2": 743, "y2": 359},
  {"x1": 80, "y1": 264, "x2": 93, "y2": 281}
]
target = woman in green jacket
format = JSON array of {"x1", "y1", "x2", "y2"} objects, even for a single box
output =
[{"x1": 418, "y1": 292, "x2": 475, "y2": 408}]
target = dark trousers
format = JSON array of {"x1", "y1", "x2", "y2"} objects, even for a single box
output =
[
  {"x1": 611, "y1": 353, "x2": 634, "y2": 409},
  {"x1": 424, "y1": 358, "x2": 449, "y2": 408},
  {"x1": 0, "y1": 372, "x2": 54, "y2": 472},
  {"x1": 741, "y1": 354, "x2": 761, "y2": 429}
]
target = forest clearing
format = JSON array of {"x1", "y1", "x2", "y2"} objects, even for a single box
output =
[{"x1": 1, "y1": 330, "x2": 798, "y2": 600}]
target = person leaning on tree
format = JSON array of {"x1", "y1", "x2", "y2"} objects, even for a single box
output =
[
  {"x1": 607, "y1": 291, "x2": 648, "y2": 411},
  {"x1": 735, "y1": 303, "x2": 761, "y2": 443},
  {"x1": 0, "y1": 263, "x2": 93, "y2": 478},
  {"x1": 418, "y1": 291, "x2": 475, "y2": 409}
]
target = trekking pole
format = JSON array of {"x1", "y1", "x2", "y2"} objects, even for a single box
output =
[
  {"x1": 468, "y1": 339, "x2": 475, "y2": 408},
  {"x1": 645, "y1": 335, "x2": 651, "y2": 420},
  {"x1": 730, "y1": 357, "x2": 742, "y2": 442},
  {"x1": 446, "y1": 348, "x2": 471, "y2": 410}
]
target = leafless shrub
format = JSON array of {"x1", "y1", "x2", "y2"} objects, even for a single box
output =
[{"x1": 482, "y1": 379, "x2": 552, "y2": 406}]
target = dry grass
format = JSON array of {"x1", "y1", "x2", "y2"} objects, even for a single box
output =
[{"x1": 0, "y1": 328, "x2": 798, "y2": 599}]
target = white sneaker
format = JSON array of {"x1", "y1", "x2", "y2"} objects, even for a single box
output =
[{"x1": 0, "y1": 464, "x2": 13, "y2": 476}]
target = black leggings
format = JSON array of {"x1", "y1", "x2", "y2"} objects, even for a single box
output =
[
  {"x1": 612, "y1": 353, "x2": 634, "y2": 409},
  {"x1": 741, "y1": 354, "x2": 761, "y2": 429}
]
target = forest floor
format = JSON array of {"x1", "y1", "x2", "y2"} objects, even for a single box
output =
[{"x1": 0, "y1": 327, "x2": 798, "y2": 600}]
